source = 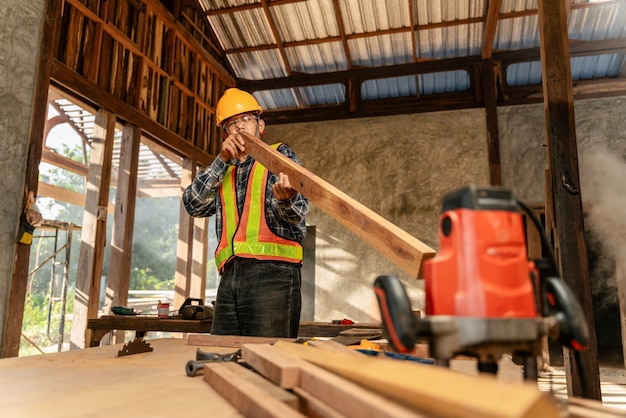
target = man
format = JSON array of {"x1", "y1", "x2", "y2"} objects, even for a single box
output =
[{"x1": 182, "y1": 88, "x2": 309, "y2": 338}]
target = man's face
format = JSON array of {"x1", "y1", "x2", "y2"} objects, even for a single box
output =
[{"x1": 224, "y1": 112, "x2": 264, "y2": 136}]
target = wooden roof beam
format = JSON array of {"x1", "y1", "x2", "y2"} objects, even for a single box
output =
[{"x1": 482, "y1": 0, "x2": 502, "y2": 60}]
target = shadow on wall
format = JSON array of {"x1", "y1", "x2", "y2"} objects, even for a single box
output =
[{"x1": 309, "y1": 219, "x2": 426, "y2": 323}]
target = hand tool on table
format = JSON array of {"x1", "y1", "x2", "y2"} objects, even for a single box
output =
[
  {"x1": 185, "y1": 348, "x2": 241, "y2": 376},
  {"x1": 111, "y1": 306, "x2": 139, "y2": 315},
  {"x1": 170, "y1": 297, "x2": 213, "y2": 320},
  {"x1": 239, "y1": 131, "x2": 436, "y2": 278},
  {"x1": 374, "y1": 185, "x2": 589, "y2": 379}
]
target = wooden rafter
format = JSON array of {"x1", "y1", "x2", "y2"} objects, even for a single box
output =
[
  {"x1": 190, "y1": 0, "x2": 626, "y2": 124},
  {"x1": 332, "y1": 0, "x2": 351, "y2": 69},
  {"x1": 482, "y1": 0, "x2": 502, "y2": 60}
]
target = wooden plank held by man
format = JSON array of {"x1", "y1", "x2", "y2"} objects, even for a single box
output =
[{"x1": 239, "y1": 132, "x2": 436, "y2": 279}]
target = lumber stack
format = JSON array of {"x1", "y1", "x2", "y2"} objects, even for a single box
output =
[
  {"x1": 197, "y1": 339, "x2": 623, "y2": 418},
  {"x1": 199, "y1": 340, "x2": 544, "y2": 418}
]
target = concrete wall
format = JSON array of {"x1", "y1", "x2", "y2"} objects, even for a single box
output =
[
  {"x1": 267, "y1": 97, "x2": 626, "y2": 324},
  {"x1": 0, "y1": 1, "x2": 46, "y2": 348},
  {"x1": 499, "y1": 98, "x2": 626, "y2": 351},
  {"x1": 267, "y1": 109, "x2": 491, "y2": 322},
  {"x1": 498, "y1": 97, "x2": 626, "y2": 203}
]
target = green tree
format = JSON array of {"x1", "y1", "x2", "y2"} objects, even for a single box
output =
[{"x1": 130, "y1": 196, "x2": 180, "y2": 288}]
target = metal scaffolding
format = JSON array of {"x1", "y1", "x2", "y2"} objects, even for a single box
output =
[{"x1": 28, "y1": 219, "x2": 81, "y2": 352}]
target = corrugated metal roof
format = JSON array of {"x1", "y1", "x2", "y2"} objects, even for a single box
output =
[
  {"x1": 41, "y1": 0, "x2": 626, "y2": 194},
  {"x1": 49, "y1": 98, "x2": 183, "y2": 183},
  {"x1": 197, "y1": 0, "x2": 625, "y2": 113}
]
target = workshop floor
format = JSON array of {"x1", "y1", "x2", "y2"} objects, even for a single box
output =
[
  {"x1": 537, "y1": 348, "x2": 626, "y2": 412},
  {"x1": 537, "y1": 366, "x2": 626, "y2": 411},
  {"x1": 448, "y1": 354, "x2": 626, "y2": 412}
]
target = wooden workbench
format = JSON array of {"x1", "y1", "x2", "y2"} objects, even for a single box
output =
[
  {"x1": 87, "y1": 316, "x2": 382, "y2": 347},
  {"x1": 87, "y1": 316, "x2": 214, "y2": 346},
  {"x1": 0, "y1": 338, "x2": 241, "y2": 417}
]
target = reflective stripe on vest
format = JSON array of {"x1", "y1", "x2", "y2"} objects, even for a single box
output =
[
  {"x1": 215, "y1": 167, "x2": 238, "y2": 269},
  {"x1": 215, "y1": 144, "x2": 303, "y2": 272}
]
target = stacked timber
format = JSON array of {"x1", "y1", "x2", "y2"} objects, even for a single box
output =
[{"x1": 190, "y1": 335, "x2": 623, "y2": 418}]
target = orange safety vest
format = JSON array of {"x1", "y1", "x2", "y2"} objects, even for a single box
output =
[{"x1": 215, "y1": 144, "x2": 303, "y2": 272}]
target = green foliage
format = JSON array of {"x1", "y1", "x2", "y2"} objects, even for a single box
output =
[
  {"x1": 22, "y1": 140, "x2": 216, "y2": 355},
  {"x1": 20, "y1": 289, "x2": 74, "y2": 356},
  {"x1": 130, "y1": 196, "x2": 180, "y2": 288},
  {"x1": 130, "y1": 268, "x2": 175, "y2": 290}
]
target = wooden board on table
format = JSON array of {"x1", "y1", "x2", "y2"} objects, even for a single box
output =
[
  {"x1": 203, "y1": 362, "x2": 306, "y2": 418},
  {"x1": 241, "y1": 343, "x2": 302, "y2": 389},
  {"x1": 307, "y1": 339, "x2": 365, "y2": 355},
  {"x1": 292, "y1": 387, "x2": 347, "y2": 418},
  {"x1": 273, "y1": 340, "x2": 561, "y2": 418},
  {"x1": 240, "y1": 132, "x2": 436, "y2": 279},
  {"x1": 298, "y1": 322, "x2": 382, "y2": 337},
  {"x1": 205, "y1": 361, "x2": 300, "y2": 409},
  {"x1": 187, "y1": 334, "x2": 295, "y2": 348},
  {"x1": 242, "y1": 343, "x2": 427, "y2": 418}
]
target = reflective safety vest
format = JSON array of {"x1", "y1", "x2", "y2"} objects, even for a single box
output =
[{"x1": 215, "y1": 144, "x2": 303, "y2": 272}]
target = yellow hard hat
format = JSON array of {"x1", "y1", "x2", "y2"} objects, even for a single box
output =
[{"x1": 215, "y1": 88, "x2": 263, "y2": 127}]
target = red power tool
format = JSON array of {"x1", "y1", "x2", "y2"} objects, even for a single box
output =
[{"x1": 374, "y1": 185, "x2": 589, "y2": 378}]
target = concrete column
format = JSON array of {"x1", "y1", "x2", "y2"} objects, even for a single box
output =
[{"x1": 0, "y1": 1, "x2": 47, "y2": 350}]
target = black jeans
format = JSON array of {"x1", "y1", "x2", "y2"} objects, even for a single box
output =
[{"x1": 210, "y1": 257, "x2": 302, "y2": 338}]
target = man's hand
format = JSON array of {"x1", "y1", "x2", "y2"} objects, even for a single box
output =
[
  {"x1": 273, "y1": 172, "x2": 297, "y2": 201},
  {"x1": 220, "y1": 133, "x2": 247, "y2": 162}
]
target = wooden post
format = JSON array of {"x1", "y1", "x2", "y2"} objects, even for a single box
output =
[
  {"x1": 174, "y1": 158, "x2": 196, "y2": 310},
  {"x1": 70, "y1": 109, "x2": 115, "y2": 349},
  {"x1": 536, "y1": 0, "x2": 601, "y2": 399},
  {"x1": 190, "y1": 217, "x2": 208, "y2": 301},
  {"x1": 1, "y1": 0, "x2": 62, "y2": 358},
  {"x1": 482, "y1": 59, "x2": 502, "y2": 186},
  {"x1": 104, "y1": 123, "x2": 140, "y2": 334}
]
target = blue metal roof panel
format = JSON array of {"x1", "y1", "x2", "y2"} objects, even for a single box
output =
[
  {"x1": 253, "y1": 88, "x2": 299, "y2": 110},
  {"x1": 572, "y1": 53, "x2": 626, "y2": 79},
  {"x1": 226, "y1": 50, "x2": 288, "y2": 79},
  {"x1": 417, "y1": 22, "x2": 483, "y2": 59},
  {"x1": 254, "y1": 84, "x2": 346, "y2": 109},
  {"x1": 198, "y1": 0, "x2": 625, "y2": 112},
  {"x1": 414, "y1": 0, "x2": 485, "y2": 25},
  {"x1": 506, "y1": 61, "x2": 542, "y2": 86},
  {"x1": 507, "y1": 53, "x2": 626, "y2": 87},
  {"x1": 504, "y1": 1, "x2": 626, "y2": 86},
  {"x1": 362, "y1": 76, "x2": 417, "y2": 100},
  {"x1": 286, "y1": 43, "x2": 349, "y2": 73},
  {"x1": 420, "y1": 71, "x2": 470, "y2": 94},
  {"x1": 207, "y1": 8, "x2": 274, "y2": 50},
  {"x1": 270, "y1": 0, "x2": 340, "y2": 42},
  {"x1": 349, "y1": 33, "x2": 414, "y2": 67},
  {"x1": 568, "y1": 2, "x2": 626, "y2": 41},
  {"x1": 339, "y1": 0, "x2": 411, "y2": 34},
  {"x1": 494, "y1": 15, "x2": 540, "y2": 51},
  {"x1": 298, "y1": 84, "x2": 346, "y2": 105}
]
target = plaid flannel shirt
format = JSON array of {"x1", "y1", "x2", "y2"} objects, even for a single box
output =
[{"x1": 182, "y1": 143, "x2": 308, "y2": 247}]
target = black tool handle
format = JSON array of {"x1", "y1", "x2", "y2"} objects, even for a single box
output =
[
  {"x1": 545, "y1": 277, "x2": 590, "y2": 350},
  {"x1": 186, "y1": 360, "x2": 206, "y2": 377},
  {"x1": 373, "y1": 275, "x2": 417, "y2": 353},
  {"x1": 181, "y1": 298, "x2": 204, "y2": 308}
]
